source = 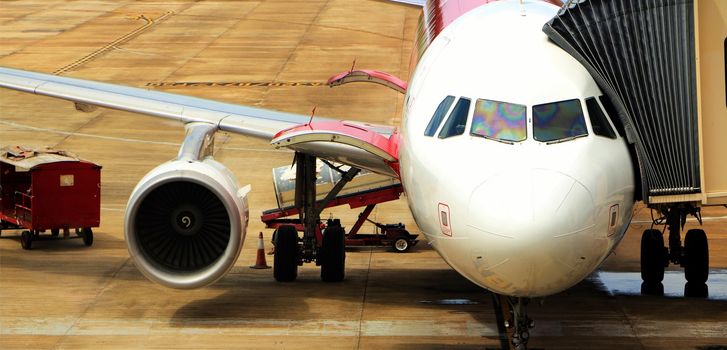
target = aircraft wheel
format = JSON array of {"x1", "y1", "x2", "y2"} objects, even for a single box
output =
[
  {"x1": 393, "y1": 236, "x2": 410, "y2": 253},
  {"x1": 51, "y1": 229, "x2": 60, "y2": 237},
  {"x1": 684, "y1": 229, "x2": 708, "y2": 284},
  {"x1": 640, "y1": 229, "x2": 665, "y2": 284},
  {"x1": 81, "y1": 228, "x2": 93, "y2": 246},
  {"x1": 21, "y1": 230, "x2": 33, "y2": 250},
  {"x1": 640, "y1": 281, "x2": 664, "y2": 296},
  {"x1": 684, "y1": 281, "x2": 708, "y2": 298},
  {"x1": 321, "y1": 226, "x2": 345, "y2": 282},
  {"x1": 273, "y1": 225, "x2": 298, "y2": 282}
]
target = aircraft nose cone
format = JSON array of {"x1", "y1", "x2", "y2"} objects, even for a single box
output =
[{"x1": 467, "y1": 169, "x2": 596, "y2": 296}]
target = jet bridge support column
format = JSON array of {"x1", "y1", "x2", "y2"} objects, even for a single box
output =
[{"x1": 665, "y1": 207, "x2": 683, "y2": 266}]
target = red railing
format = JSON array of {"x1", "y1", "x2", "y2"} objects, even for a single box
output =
[{"x1": 14, "y1": 191, "x2": 33, "y2": 222}]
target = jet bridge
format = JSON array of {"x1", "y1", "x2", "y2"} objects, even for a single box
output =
[
  {"x1": 543, "y1": 0, "x2": 727, "y2": 206},
  {"x1": 544, "y1": 0, "x2": 727, "y2": 298}
]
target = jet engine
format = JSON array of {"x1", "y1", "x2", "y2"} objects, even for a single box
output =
[{"x1": 124, "y1": 158, "x2": 249, "y2": 289}]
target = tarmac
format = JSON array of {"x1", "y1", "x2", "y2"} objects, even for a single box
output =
[{"x1": 1, "y1": 1, "x2": 726, "y2": 349}]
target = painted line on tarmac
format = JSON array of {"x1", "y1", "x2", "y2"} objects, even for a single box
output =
[
  {"x1": 0, "y1": 318, "x2": 495, "y2": 337},
  {"x1": 1, "y1": 316, "x2": 724, "y2": 338},
  {"x1": 101, "y1": 207, "x2": 126, "y2": 212},
  {"x1": 0, "y1": 119, "x2": 290, "y2": 153},
  {"x1": 146, "y1": 81, "x2": 328, "y2": 88},
  {"x1": 53, "y1": 12, "x2": 175, "y2": 75}
]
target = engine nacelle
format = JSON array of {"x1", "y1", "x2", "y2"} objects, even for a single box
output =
[{"x1": 124, "y1": 158, "x2": 249, "y2": 289}]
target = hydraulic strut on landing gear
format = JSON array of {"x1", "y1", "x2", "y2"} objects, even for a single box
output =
[
  {"x1": 493, "y1": 294, "x2": 535, "y2": 350},
  {"x1": 272, "y1": 153, "x2": 360, "y2": 282},
  {"x1": 639, "y1": 204, "x2": 709, "y2": 297}
]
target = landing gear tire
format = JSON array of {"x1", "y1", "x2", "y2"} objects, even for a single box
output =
[
  {"x1": 320, "y1": 226, "x2": 345, "y2": 282},
  {"x1": 684, "y1": 229, "x2": 708, "y2": 284},
  {"x1": 51, "y1": 229, "x2": 60, "y2": 237},
  {"x1": 640, "y1": 229, "x2": 665, "y2": 282},
  {"x1": 393, "y1": 236, "x2": 410, "y2": 253},
  {"x1": 21, "y1": 230, "x2": 33, "y2": 250},
  {"x1": 684, "y1": 281, "x2": 709, "y2": 298},
  {"x1": 81, "y1": 228, "x2": 93, "y2": 246},
  {"x1": 683, "y1": 229, "x2": 708, "y2": 298},
  {"x1": 640, "y1": 229, "x2": 666, "y2": 296},
  {"x1": 640, "y1": 281, "x2": 664, "y2": 296},
  {"x1": 273, "y1": 225, "x2": 299, "y2": 282}
]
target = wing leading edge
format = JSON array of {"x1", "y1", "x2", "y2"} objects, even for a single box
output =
[
  {"x1": 0, "y1": 66, "x2": 326, "y2": 139},
  {"x1": 0, "y1": 66, "x2": 400, "y2": 176}
]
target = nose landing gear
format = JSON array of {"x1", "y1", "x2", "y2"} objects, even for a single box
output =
[
  {"x1": 493, "y1": 294, "x2": 534, "y2": 350},
  {"x1": 639, "y1": 205, "x2": 709, "y2": 297}
]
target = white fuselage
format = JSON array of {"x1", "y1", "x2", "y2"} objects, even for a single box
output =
[{"x1": 399, "y1": 1, "x2": 635, "y2": 297}]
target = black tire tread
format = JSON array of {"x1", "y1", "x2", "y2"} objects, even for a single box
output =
[
  {"x1": 82, "y1": 228, "x2": 93, "y2": 246},
  {"x1": 321, "y1": 226, "x2": 345, "y2": 282},
  {"x1": 21, "y1": 230, "x2": 33, "y2": 250},
  {"x1": 684, "y1": 229, "x2": 709, "y2": 284},
  {"x1": 273, "y1": 225, "x2": 299, "y2": 282},
  {"x1": 640, "y1": 229, "x2": 665, "y2": 283}
]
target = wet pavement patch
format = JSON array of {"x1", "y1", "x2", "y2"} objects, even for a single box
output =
[{"x1": 595, "y1": 270, "x2": 727, "y2": 300}]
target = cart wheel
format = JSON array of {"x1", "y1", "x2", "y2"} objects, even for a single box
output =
[
  {"x1": 51, "y1": 229, "x2": 60, "y2": 237},
  {"x1": 21, "y1": 230, "x2": 33, "y2": 250},
  {"x1": 393, "y1": 236, "x2": 410, "y2": 253},
  {"x1": 81, "y1": 228, "x2": 93, "y2": 246}
]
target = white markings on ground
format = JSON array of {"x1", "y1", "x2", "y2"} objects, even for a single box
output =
[
  {"x1": 101, "y1": 207, "x2": 126, "y2": 212},
  {"x1": 2, "y1": 316, "x2": 725, "y2": 338},
  {"x1": 0, "y1": 318, "x2": 497, "y2": 337},
  {"x1": 597, "y1": 270, "x2": 727, "y2": 301}
]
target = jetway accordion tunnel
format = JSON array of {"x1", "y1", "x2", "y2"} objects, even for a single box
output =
[{"x1": 544, "y1": 0, "x2": 700, "y2": 203}]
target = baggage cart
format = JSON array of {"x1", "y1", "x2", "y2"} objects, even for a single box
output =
[{"x1": 0, "y1": 146, "x2": 101, "y2": 249}]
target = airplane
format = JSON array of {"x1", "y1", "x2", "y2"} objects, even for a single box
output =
[{"x1": 0, "y1": 0, "x2": 713, "y2": 349}]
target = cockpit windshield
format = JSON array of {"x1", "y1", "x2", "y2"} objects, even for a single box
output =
[
  {"x1": 470, "y1": 99, "x2": 527, "y2": 143},
  {"x1": 533, "y1": 99, "x2": 588, "y2": 143}
]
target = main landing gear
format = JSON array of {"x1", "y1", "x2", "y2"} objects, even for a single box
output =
[
  {"x1": 272, "y1": 153, "x2": 359, "y2": 283},
  {"x1": 640, "y1": 204, "x2": 709, "y2": 297},
  {"x1": 493, "y1": 294, "x2": 534, "y2": 350}
]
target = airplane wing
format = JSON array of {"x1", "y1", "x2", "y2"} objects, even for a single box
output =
[{"x1": 0, "y1": 66, "x2": 400, "y2": 177}]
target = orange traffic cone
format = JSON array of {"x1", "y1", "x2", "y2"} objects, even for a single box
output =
[{"x1": 250, "y1": 232, "x2": 271, "y2": 269}]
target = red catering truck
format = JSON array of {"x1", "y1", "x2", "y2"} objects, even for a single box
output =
[{"x1": 0, "y1": 146, "x2": 101, "y2": 249}]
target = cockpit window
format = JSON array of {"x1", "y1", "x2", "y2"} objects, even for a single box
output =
[
  {"x1": 597, "y1": 95, "x2": 626, "y2": 137},
  {"x1": 470, "y1": 99, "x2": 527, "y2": 143},
  {"x1": 585, "y1": 97, "x2": 617, "y2": 139},
  {"x1": 424, "y1": 95, "x2": 455, "y2": 136},
  {"x1": 438, "y1": 97, "x2": 471, "y2": 139},
  {"x1": 533, "y1": 99, "x2": 588, "y2": 143}
]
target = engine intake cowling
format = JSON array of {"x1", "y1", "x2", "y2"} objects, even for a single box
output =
[{"x1": 124, "y1": 159, "x2": 249, "y2": 289}]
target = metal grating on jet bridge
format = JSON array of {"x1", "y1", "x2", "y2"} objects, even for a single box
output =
[{"x1": 543, "y1": 0, "x2": 700, "y2": 202}]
